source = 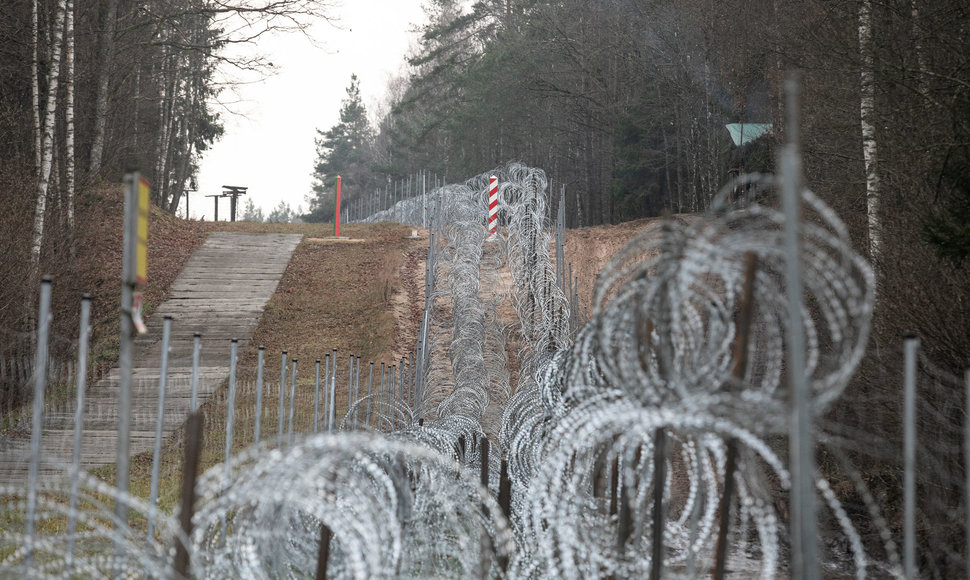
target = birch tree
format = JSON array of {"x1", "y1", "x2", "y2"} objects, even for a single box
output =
[
  {"x1": 87, "y1": 0, "x2": 118, "y2": 175},
  {"x1": 859, "y1": 0, "x2": 881, "y2": 262},
  {"x1": 64, "y1": 0, "x2": 76, "y2": 233},
  {"x1": 30, "y1": 0, "x2": 68, "y2": 269},
  {"x1": 30, "y1": 0, "x2": 40, "y2": 172}
]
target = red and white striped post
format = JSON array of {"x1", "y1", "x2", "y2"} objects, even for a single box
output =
[{"x1": 487, "y1": 175, "x2": 498, "y2": 241}]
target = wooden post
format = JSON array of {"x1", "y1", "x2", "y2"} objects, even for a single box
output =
[
  {"x1": 480, "y1": 437, "x2": 490, "y2": 488},
  {"x1": 221, "y1": 186, "x2": 248, "y2": 222},
  {"x1": 174, "y1": 410, "x2": 204, "y2": 577},
  {"x1": 713, "y1": 443, "x2": 739, "y2": 579},
  {"x1": 315, "y1": 524, "x2": 333, "y2": 580},
  {"x1": 649, "y1": 430, "x2": 667, "y2": 580},
  {"x1": 498, "y1": 458, "x2": 512, "y2": 522},
  {"x1": 456, "y1": 434, "x2": 466, "y2": 480},
  {"x1": 609, "y1": 457, "x2": 620, "y2": 516},
  {"x1": 616, "y1": 477, "x2": 633, "y2": 554},
  {"x1": 206, "y1": 194, "x2": 220, "y2": 221},
  {"x1": 714, "y1": 252, "x2": 758, "y2": 580}
]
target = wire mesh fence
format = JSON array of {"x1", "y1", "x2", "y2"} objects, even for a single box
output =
[{"x1": 1, "y1": 158, "x2": 968, "y2": 578}]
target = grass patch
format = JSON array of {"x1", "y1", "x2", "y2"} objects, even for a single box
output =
[
  {"x1": 3, "y1": 218, "x2": 426, "y2": 555},
  {"x1": 119, "y1": 220, "x2": 424, "y2": 514}
]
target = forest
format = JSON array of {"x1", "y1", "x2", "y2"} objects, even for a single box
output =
[
  {"x1": 310, "y1": 1, "x2": 967, "y2": 238},
  {"x1": 0, "y1": 0, "x2": 334, "y2": 329},
  {"x1": 306, "y1": 0, "x2": 970, "y2": 400},
  {"x1": 2, "y1": 1, "x2": 970, "y2": 565}
]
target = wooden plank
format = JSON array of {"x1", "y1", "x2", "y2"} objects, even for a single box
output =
[{"x1": 0, "y1": 232, "x2": 303, "y2": 485}]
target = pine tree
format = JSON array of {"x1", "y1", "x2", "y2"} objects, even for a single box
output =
[
  {"x1": 266, "y1": 201, "x2": 294, "y2": 223},
  {"x1": 306, "y1": 74, "x2": 374, "y2": 222},
  {"x1": 241, "y1": 198, "x2": 264, "y2": 222}
]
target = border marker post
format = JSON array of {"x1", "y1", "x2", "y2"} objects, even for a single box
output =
[
  {"x1": 335, "y1": 175, "x2": 342, "y2": 237},
  {"x1": 487, "y1": 175, "x2": 498, "y2": 241}
]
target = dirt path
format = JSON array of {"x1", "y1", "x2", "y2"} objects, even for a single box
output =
[
  {"x1": 388, "y1": 240, "x2": 428, "y2": 365},
  {"x1": 370, "y1": 217, "x2": 669, "y2": 433}
]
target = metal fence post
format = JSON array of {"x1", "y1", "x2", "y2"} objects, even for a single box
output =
[
  {"x1": 190, "y1": 333, "x2": 201, "y2": 411},
  {"x1": 288, "y1": 359, "x2": 298, "y2": 444},
  {"x1": 314, "y1": 359, "x2": 321, "y2": 433},
  {"x1": 780, "y1": 72, "x2": 819, "y2": 580},
  {"x1": 328, "y1": 349, "x2": 337, "y2": 431},
  {"x1": 278, "y1": 351, "x2": 287, "y2": 448},
  {"x1": 226, "y1": 339, "x2": 239, "y2": 469},
  {"x1": 965, "y1": 365, "x2": 970, "y2": 578},
  {"x1": 254, "y1": 347, "x2": 265, "y2": 445},
  {"x1": 66, "y1": 294, "x2": 92, "y2": 576},
  {"x1": 147, "y1": 316, "x2": 173, "y2": 543},
  {"x1": 903, "y1": 334, "x2": 919, "y2": 580},
  {"x1": 366, "y1": 362, "x2": 374, "y2": 428},
  {"x1": 323, "y1": 354, "x2": 331, "y2": 432},
  {"x1": 24, "y1": 276, "x2": 52, "y2": 573}
]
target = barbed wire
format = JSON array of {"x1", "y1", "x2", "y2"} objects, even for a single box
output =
[
  {"x1": 0, "y1": 472, "x2": 188, "y2": 578},
  {"x1": 4, "y1": 162, "x2": 923, "y2": 578}
]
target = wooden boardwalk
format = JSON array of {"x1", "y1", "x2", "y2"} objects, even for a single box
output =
[{"x1": 0, "y1": 232, "x2": 303, "y2": 484}]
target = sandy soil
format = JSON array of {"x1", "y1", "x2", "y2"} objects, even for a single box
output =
[
  {"x1": 386, "y1": 217, "x2": 685, "y2": 425},
  {"x1": 388, "y1": 238, "x2": 428, "y2": 364},
  {"x1": 558, "y1": 215, "x2": 697, "y2": 318}
]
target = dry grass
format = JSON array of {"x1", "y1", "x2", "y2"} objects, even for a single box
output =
[
  {"x1": 1, "y1": 184, "x2": 208, "y2": 430},
  {"x1": 91, "y1": 220, "x2": 427, "y2": 517},
  {"x1": 3, "y1": 202, "x2": 427, "y2": 544}
]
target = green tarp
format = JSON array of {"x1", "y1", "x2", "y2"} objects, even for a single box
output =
[{"x1": 725, "y1": 123, "x2": 772, "y2": 146}]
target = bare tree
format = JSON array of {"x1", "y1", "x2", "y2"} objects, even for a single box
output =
[
  {"x1": 30, "y1": 0, "x2": 68, "y2": 270},
  {"x1": 859, "y1": 0, "x2": 881, "y2": 262},
  {"x1": 30, "y1": 0, "x2": 40, "y2": 172},
  {"x1": 87, "y1": 0, "x2": 118, "y2": 175},
  {"x1": 64, "y1": 0, "x2": 76, "y2": 234}
]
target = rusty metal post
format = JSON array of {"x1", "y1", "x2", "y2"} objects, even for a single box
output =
[
  {"x1": 714, "y1": 253, "x2": 758, "y2": 580},
  {"x1": 174, "y1": 410, "x2": 204, "y2": 577},
  {"x1": 480, "y1": 437, "x2": 490, "y2": 488},
  {"x1": 315, "y1": 524, "x2": 333, "y2": 580},
  {"x1": 498, "y1": 458, "x2": 512, "y2": 522}
]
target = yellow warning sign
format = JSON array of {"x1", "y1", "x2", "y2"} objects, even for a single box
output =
[{"x1": 136, "y1": 176, "x2": 149, "y2": 285}]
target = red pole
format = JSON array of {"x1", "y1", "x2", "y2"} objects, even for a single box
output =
[{"x1": 335, "y1": 175, "x2": 342, "y2": 237}]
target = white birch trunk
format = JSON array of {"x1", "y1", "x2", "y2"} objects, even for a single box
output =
[
  {"x1": 31, "y1": 0, "x2": 68, "y2": 268},
  {"x1": 859, "y1": 0, "x2": 881, "y2": 263},
  {"x1": 154, "y1": 42, "x2": 173, "y2": 204},
  {"x1": 88, "y1": 0, "x2": 118, "y2": 175},
  {"x1": 65, "y1": 0, "x2": 76, "y2": 232},
  {"x1": 169, "y1": 121, "x2": 193, "y2": 214},
  {"x1": 31, "y1": 0, "x2": 40, "y2": 172},
  {"x1": 910, "y1": 0, "x2": 928, "y2": 93}
]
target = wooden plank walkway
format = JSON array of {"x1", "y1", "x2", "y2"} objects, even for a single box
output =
[{"x1": 0, "y1": 232, "x2": 303, "y2": 484}]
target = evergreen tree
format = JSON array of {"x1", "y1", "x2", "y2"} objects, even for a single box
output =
[
  {"x1": 241, "y1": 198, "x2": 265, "y2": 222},
  {"x1": 925, "y1": 144, "x2": 970, "y2": 264},
  {"x1": 266, "y1": 201, "x2": 294, "y2": 223},
  {"x1": 306, "y1": 74, "x2": 374, "y2": 222}
]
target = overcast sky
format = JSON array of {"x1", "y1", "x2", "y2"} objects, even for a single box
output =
[{"x1": 192, "y1": 0, "x2": 426, "y2": 219}]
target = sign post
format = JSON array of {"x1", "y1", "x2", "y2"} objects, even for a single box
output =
[
  {"x1": 132, "y1": 176, "x2": 149, "y2": 333},
  {"x1": 335, "y1": 175, "x2": 342, "y2": 237},
  {"x1": 116, "y1": 173, "x2": 149, "y2": 546}
]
